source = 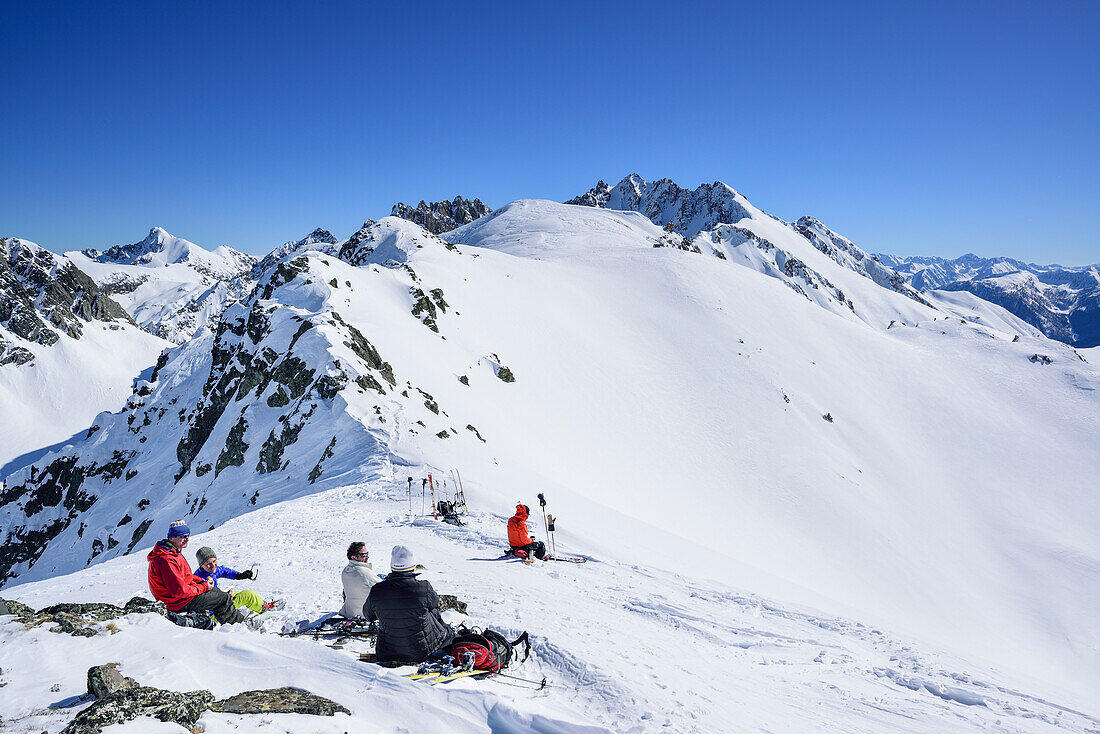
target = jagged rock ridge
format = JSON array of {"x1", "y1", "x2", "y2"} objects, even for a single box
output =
[{"x1": 391, "y1": 196, "x2": 491, "y2": 234}]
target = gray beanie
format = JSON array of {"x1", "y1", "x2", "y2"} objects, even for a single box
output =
[{"x1": 196, "y1": 546, "x2": 217, "y2": 565}]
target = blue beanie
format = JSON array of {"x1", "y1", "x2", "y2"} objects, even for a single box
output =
[{"x1": 167, "y1": 520, "x2": 190, "y2": 538}]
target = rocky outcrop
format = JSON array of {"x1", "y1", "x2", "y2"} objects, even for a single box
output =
[
  {"x1": 391, "y1": 197, "x2": 491, "y2": 234},
  {"x1": 567, "y1": 174, "x2": 753, "y2": 237},
  {"x1": 211, "y1": 687, "x2": 351, "y2": 716},
  {"x1": 63, "y1": 665, "x2": 349, "y2": 733},
  {"x1": 0, "y1": 237, "x2": 134, "y2": 352},
  {"x1": 794, "y1": 217, "x2": 930, "y2": 308},
  {"x1": 251, "y1": 228, "x2": 338, "y2": 279}
]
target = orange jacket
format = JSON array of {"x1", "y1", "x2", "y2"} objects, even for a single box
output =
[{"x1": 508, "y1": 504, "x2": 534, "y2": 547}]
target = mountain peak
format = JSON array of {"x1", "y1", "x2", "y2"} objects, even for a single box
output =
[{"x1": 566, "y1": 174, "x2": 753, "y2": 236}]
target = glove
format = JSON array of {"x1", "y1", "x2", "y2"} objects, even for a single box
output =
[{"x1": 236, "y1": 569, "x2": 254, "y2": 580}]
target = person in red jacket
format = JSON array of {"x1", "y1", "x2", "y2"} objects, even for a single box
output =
[
  {"x1": 147, "y1": 520, "x2": 248, "y2": 625},
  {"x1": 507, "y1": 504, "x2": 547, "y2": 560}
]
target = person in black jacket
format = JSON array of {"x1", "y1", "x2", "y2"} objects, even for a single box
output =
[{"x1": 365, "y1": 545, "x2": 456, "y2": 663}]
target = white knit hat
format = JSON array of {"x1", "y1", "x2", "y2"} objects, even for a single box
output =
[{"x1": 390, "y1": 545, "x2": 415, "y2": 572}]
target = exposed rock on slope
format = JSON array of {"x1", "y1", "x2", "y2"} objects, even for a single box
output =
[
  {"x1": 391, "y1": 196, "x2": 491, "y2": 234},
  {"x1": 1, "y1": 237, "x2": 134, "y2": 360}
]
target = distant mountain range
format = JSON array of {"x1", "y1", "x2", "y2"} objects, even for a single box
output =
[{"x1": 878, "y1": 253, "x2": 1100, "y2": 347}]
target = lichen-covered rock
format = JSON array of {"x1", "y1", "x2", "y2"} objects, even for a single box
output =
[
  {"x1": 66, "y1": 665, "x2": 349, "y2": 733},
  {"x1": 0, "y1": 597, "x2": 34, "y2": 618},
  {"x1": 211, "y1": 686, "x2": 350, "y2": 716},
  {"x1": 62, "y1": 682, "x2": 214, "y2": 734},
  {"x1": 122, "y1": 597, "x2": 167, "y2": 617},
  {"x1": 438, "y1": 595, "x2": 468, "y2": 614},
  {"x1": 39, "y1": 602, "x2": 125, "y2": 621},
  {"x1": 87, "y1": 663, "x2": 136, "y2": 700}
]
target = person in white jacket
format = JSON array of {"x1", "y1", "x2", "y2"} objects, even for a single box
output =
[{"x1": 340, "y1": 541, "x2": 382, "y2": 619}]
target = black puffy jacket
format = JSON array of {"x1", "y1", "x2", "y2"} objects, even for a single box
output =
[{"x1": 364, "y1": 570, "x2": 455, "y2": 663}]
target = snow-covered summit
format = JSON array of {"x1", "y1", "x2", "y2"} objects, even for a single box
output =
[
  {"x1": 69, "y1": 229, "x2": 258, "y2": 344},
  {"x1": 250, "y1": 228, "x2": 338, "y2": 279},
  {"x1": 338, "y1": 216, "x2": 455, "y2": 267},
  {"x1": 568, "y1": 173, "x2": 753, "y2": 236},
  {"x1": 84, "y1": 227, "x2": 255, "y2": 279}
]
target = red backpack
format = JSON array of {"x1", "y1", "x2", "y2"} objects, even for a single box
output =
[{"x1": 448, "y1": 629, "x2": 529, "y2": 673}]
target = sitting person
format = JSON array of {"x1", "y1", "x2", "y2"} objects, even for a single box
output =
[
  {"x1": 340, "y1": 541, "x2": 382, "y2": 619},
  {"x1": 194, "y1": 546, "x2": 279, "y2": 615},
  {"x1": 147, "y1": 521, "x2": 251, "y2": 627},
  {"x1": 365, "y1": 546, "x2": 455, "y2": 664},
  {"x1": 507, "y1": 503, "x2": 547, "y2": 560}
]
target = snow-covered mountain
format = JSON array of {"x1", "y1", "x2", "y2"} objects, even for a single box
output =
[
  {"x1": 249, "y1": 228, "x2": 339, "y2": 279},
  {"x1": 391, "y1": 196, "x2": 492, "y2": 234},
  {"x1": 2, "y1": 195, "x2": 1098, "y2": 730},
  {"x1": 880, "y1": 253, "x2": 1100, "y2": 347},
  {"x1": 0, "y1": 237, "x2": 169, "y2": 469},
  {"x1": 70, "y1": 228, "x2": 258, "y2": 344},
  {"x1": 568, "y1": 174, "x2": 930, "y2": 315}
]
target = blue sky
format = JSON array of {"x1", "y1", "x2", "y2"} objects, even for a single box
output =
[{"x1": 2, "y1": 1, "x2": 1097, "y2": 264}]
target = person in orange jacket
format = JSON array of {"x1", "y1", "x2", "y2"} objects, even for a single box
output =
[{"x1": 507, "y1": 503, "x2": 547, "y2": 560}]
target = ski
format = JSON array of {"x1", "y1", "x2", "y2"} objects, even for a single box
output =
[
  {"x1": 547, "y1": 555, "x2": 587, "y2": 564},
  {"x1": 430, "y1": 669, "x2": 489, "y2": 684}
]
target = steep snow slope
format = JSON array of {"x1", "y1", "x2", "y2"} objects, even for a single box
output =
[
  {"x1": 1, "y1": 237, "x2": 169, "y2": 470},
  {"x1": 3, "y1": 204, "x2": 1098, "y2": 717},
  {"x1": 923, "y1": 290, "x2": 1046, "y2": 338},
  {"x1": 70, "y1": 228, "x2": 257, "y2": 343}
]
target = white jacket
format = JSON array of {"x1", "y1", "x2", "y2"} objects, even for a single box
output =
[{"x1": 340, "y1": 559, "x2": 382, "y2": 618}]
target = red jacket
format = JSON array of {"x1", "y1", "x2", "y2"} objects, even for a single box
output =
[
  {"x1": 507, "y1": 504, "x2": 534, "y2": 547},
  {"x1": 148, "y1": 540, "x2": 208, "y2": 611}
]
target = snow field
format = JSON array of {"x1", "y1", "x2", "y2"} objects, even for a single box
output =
[{"x1": 5, "y1": 480, "x2": 1097, "y2": 732}]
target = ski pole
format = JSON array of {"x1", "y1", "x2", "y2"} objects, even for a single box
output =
[
  {"x1": 537, "y1": 493, "x2": 549, "y2": 555},
  {"x1": 407, "y1": 476, "x2": 413, "y2": 517},
  {"x1": 546, "y1": 514, "x2": 557, "y2": 557},
  {"x1": 422, "y1": 478, "x2": 427, "y2": 516}
]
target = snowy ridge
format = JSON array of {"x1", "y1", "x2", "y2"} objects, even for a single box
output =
[
  {"x1": 250, "y1": 228, "x2": 339, "y2": 279},
  {"x1": 794, "y1": 216, "x2": 930, "y2": 306}
]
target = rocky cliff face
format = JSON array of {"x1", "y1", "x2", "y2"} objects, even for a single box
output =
[
  {"x1": 794, "y1": 217, "x2": 930, "y2": 307},
  {"x1": 1, "y1": 237, "x2": 134, "y2": 365},
  {"x1": 391, "y1": 197, "x2": 491, "y2": 234}
]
